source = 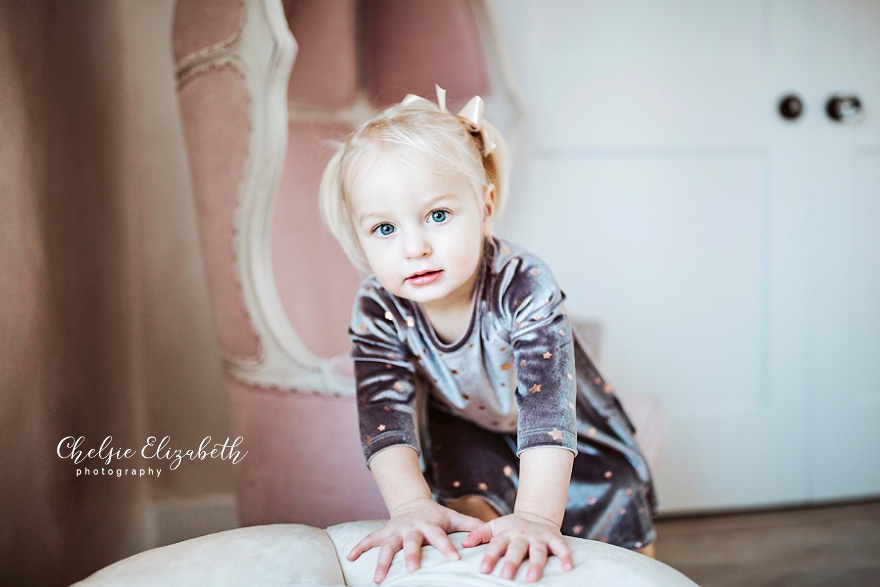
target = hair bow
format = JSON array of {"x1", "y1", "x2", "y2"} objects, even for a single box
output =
[{"x1": 401, "y1": 84, "x2": 497, "y2": 156}]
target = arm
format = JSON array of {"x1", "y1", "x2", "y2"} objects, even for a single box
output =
[
  {"x1": 460, "y1": 252, "x2": 579, "y2": 581},
  {"x1": 347, "y1": 287, "x2": 483, "y2": 583},
  {"x1": 515, "y1": 445, "x2": 574, "y2": 526},
  {"x1": 347, "y1": 446, "x2": 482, "y2": 584},
  {"x1": 461, "y1": 447, "x2": 575, "y2": 582}
]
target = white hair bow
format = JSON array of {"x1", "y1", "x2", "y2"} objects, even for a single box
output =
[{"x1": 401, "y1": 84, "x2": 498, "y2": 156}]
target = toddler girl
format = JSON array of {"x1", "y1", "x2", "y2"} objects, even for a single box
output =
[{"x1": 319, "y1": 87, "x2": 656, "y2": 584}]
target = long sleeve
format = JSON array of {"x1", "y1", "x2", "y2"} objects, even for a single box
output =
[
  {"x1": 498, "y1": 254, "x2": 578, "y2": 455},
  {"x1": 349, "y1": 281, "x2": 420, "y2": 465}
]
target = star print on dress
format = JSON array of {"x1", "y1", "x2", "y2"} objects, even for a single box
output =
[
  {"x1": 529, "y1": 384, "x2": 541, "y2": 393},
  {"x1": 502, "y1": 466, "x2": 513, "y2": 477},
  {"x1": 358, "y1": 324, "x2": 366, "y2": 332},
  {"x1": 384, "y1": 311, "x2": 393, "y2": 321},
  {"x1": 572, "y1": 524, "x2": 584, "y2": 535},
  {"x1": 377, "y1": 424, "x2": 386, "y2": 431},
  {"x1": 477, "y1": 482, "x2": 488, "y2": 491},
  {"x1": 549, "y1": 428, "x2": 563, "y2": 440},
  {"x1": 530, "y1": 268, "x2": 541, "y2": 276},
  {"x1": 406, "y1": 317, "x2": 414, "y2": 327},
  {"x1": 543, "y1": 352, "x2": 552, "y2": 359},
  {"x1": 501, "y1": 363, "x2": 512, "y2": 371},
  {"x1": 567, "y1": 373, "x2": 573, "y2": 380},
  {"x1": 394, "y1": 382, "x2": 403, "y2": 391}
]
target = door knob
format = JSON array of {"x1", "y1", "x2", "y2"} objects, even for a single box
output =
[
  {"x1": 826, "y1": 94, "x2": 863, "y2": 123},
  {"x1": 779, "y1": 94, "x2": 804, "y2": 120}
]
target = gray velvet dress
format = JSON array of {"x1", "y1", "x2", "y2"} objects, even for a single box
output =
[{"x1": 349, "y1": 236, "x2": 656, "y2": 549}]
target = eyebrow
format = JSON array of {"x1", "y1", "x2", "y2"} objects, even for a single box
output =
[{"x1": 358, "y1": 193, "x2": 459, "y2": 224}]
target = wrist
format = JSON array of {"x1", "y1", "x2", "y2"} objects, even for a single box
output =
[
  {"x1": 389, "y1": 495, "x2": 435, "y2": 518},
  {"x1": 512, "y1": 509, "x2": 562, "y2": 528}
]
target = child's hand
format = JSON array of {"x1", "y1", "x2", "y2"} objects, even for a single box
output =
[
  {"x1": 461, "y1": 512, "x2": 574, "y2": 583},
  {"x1": 346, "y1": 497, "x2": 483, "y2": 584}
]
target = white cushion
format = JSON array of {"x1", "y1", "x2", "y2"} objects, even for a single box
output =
[{"x1": 76, "y1": 521, "x2": 697, "y2": 587}]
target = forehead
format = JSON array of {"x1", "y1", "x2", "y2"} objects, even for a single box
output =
[{"x1": 348, "y1": 148, "x2": 477, "y2": 205}]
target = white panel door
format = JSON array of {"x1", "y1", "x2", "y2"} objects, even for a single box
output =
[
  {"x1": 494, "y1": 0, "x2": 880, "y2": 511},
  {"x1": 807, "y1": 0, "x2": 880, "y2": 500}
]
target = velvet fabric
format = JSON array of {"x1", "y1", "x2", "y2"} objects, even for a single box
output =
[
  {"x1": 178, "y1": 64, "x2": 263, "y2": 362},
  {"x1": 363, "y1": 0, "x2": 490, "y2": 107},
  {"x1": 227, "y1": 374, "x2": 387, "y2": 527},
  {"x1": 349, "y1": 237, "x2": 657, "y2": 548},
  {"x1": 282, "y1": 0, "x2": 358, "y2": 108},
  {"x1": 271, "y1": 120, "x2": 360, "y2": 359},
  {"x1": 173, "y1": 0, "x2": 244, "y2": 65}
]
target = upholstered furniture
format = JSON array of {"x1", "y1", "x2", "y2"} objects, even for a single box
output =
[{"x1": 75, "y1": 520, "x2": 697, "y2": 587}]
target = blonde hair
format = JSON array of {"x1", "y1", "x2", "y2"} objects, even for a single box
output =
[{"x1": 319, "y1": 98, "x2": 509, "y2": 273}]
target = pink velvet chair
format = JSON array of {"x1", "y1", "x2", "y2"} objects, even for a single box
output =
[{"x1": 172, "y1": 0, "x2": 665, "y2": 530}]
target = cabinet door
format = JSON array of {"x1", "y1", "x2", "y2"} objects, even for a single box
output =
[
  {"x1": 806, "y1": 0, "x2": 880, "y2": 501},
  {"x1": 495, "y1": 0, "x2": 879, "y2": 511}
]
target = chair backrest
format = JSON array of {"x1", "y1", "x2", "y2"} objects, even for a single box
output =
[{"x1": 174, "y1": 0, "x2": 520, "y2": 526}]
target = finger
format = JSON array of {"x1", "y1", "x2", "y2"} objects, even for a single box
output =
[
  {"x1": 423, "y1": 525, "x2": 460, "y2": 561},
  {"x1": 373, "y1": 538, "x2": 402, "y2": 584},
  {"x1": 500, "y1": 537, "x2": 529, "y2": 581},
  {"x1": 461, "y1": 522, "x2": 494, "y2": 548},
  {"x1": 449, "y1": 510, "x2": 484, "y2": 532},
  {"x1": 479, "y1": 534, "x2": 509, "y2": 574},
  {"x1": 526, "y1": 544, "x2": 549, "y2": 582},
  {"x1": 403, "y1": 531, "x2": 424, "y2": 573},
  {"x1": 549, "y1": 537, "x2": 574, "y2": 572},
  {"x1": 347, "y1": 531, "x2": 382, "y2": 561}
]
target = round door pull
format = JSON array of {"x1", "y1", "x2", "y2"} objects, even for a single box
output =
[
  {"x1": 779, "y1": 94, "x2": 804, "y2": 120},
  {"x1": 826, "y1": 94, "x2": 863, "y2": 123}
]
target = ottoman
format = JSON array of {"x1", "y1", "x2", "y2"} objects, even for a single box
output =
[{"x1": 74, "y1": 520, "x2": 698, "y2": 586}]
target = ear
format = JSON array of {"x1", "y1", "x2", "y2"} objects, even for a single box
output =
[{"x1": 481, "y1": 183, "x2": 496, "y2": 236}]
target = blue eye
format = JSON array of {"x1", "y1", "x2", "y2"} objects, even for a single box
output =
[
  {"x1": 375, "y1": 224, "x2": 395, "y2": 236},
  {"x1": 430, "y1": 210, "x2": 449, "y2": 223}
]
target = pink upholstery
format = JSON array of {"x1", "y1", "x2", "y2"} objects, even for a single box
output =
[
  {"x1": 271, "y1": 121, "x2": 361, "y2": 359},
  {"x1": 177, "y1": 65, "x2": 262, "y2": 362},
  {"x1": 363, "y1": 0, "x2": 490, "y2": 107},
  {"x1": 227, "y1": 375, "x2": 387, "y2": 526},
  {"x1": 173, "y1": 0, "x2": 520, "y2": 530},
  {"x1": 282, "y1": 0, "x2": 358, "y2": 109},
  {"x1": 173, "y1": 0, "x2": 244, "y2": 65}
]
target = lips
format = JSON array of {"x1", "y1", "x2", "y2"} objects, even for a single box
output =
[{"x1": 406, "y1": 269, "x2": 442, "y2": 286}]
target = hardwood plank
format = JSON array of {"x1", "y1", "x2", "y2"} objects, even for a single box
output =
[{"x1": 653, "y1": 500, "x2": 880, "y2": 587}]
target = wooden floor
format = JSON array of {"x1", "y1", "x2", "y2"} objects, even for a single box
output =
[{"x1": 653, "y1": 500, "x2": 880, "y2": 587}]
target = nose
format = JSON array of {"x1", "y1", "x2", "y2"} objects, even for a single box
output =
[{"x1": 403, "y1": 228, "x2": 431, "y2": 259}]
